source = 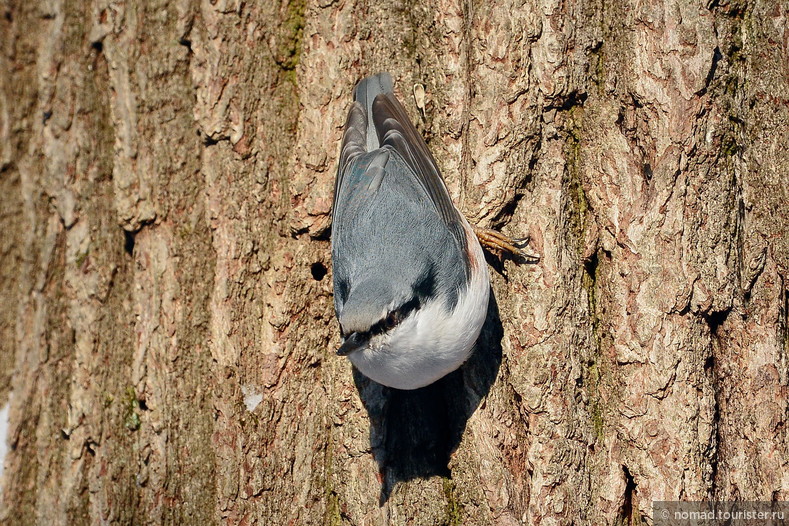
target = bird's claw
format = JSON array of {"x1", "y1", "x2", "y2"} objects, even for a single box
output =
[
  {"x1": 512, "y1": 235, "x2": 531, "y2": 248},
  {"x1": 473, "y1": 227, "x2": 540, "y2": 264}
]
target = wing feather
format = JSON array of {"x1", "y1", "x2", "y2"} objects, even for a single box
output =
[
  {"x1": 371, "y1": 94, "x2": 464, "y2": 235},
  {"x1": 333, "y1": 73, "x2": 471, "y2": 290}
]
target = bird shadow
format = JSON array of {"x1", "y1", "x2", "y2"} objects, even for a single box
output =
[{"x1": 352, "y1": 289, "x2": 504, "y2": 504}]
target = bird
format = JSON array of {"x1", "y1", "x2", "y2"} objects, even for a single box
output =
[{"x1": 331, "y1": 72, "x2": 535, "y2": 390}]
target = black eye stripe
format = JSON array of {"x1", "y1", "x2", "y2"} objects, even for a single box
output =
[
  {"x1": 399, "y1": 297, "x2": 421, "y2": 319},
  {"x1": 370, "y1": 297, "x2": 422, "y2": 335}
]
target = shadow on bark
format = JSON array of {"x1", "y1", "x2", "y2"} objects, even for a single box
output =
[{"x1": 353, "y1": 290, "x2": 503, "y2": 503}]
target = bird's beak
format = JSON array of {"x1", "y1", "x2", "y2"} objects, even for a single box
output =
[{"x1": 337, "y1": 332, "x2": 367, "y2": 356}]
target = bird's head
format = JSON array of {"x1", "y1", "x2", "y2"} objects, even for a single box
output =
[
  {"x1": 333, "y1": 261, "x2": 487, "y2": 390},
  {"x1": 335, "y1": 275, "x2": 428, "y2": 357}
]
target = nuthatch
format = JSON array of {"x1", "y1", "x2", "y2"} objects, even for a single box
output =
[{"x1": 331, "y1": 73, "x2": 535, "y2": 390}]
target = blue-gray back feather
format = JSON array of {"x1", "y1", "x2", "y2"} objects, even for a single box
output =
[{"x1": 332, "y1": 73, "x2": 471, "y2": 329}]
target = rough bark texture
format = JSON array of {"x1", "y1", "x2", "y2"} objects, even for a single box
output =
[{"x1": 1, "y1": 0, "x2": 787, "y2": 524}]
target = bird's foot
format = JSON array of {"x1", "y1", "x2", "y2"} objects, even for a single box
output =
[{"x1": 473, "y1": 227, "x2": 540, "y2": 263}]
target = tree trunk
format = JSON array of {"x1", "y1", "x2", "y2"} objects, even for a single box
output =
[{"x1": 1, "y1": 0, "x2": 787, "y2": 524}]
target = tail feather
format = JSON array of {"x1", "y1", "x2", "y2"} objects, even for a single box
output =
[{"x1": 353, "y1": 72, "x2": 393, "y2": 151}]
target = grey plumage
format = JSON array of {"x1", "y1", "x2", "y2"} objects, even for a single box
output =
[
  {"x1": 332, "y1": 73, "x2": 469, "y2": 334},
  {"x1": 331, "y1": 73, "x2": 490, "y2": 389}
]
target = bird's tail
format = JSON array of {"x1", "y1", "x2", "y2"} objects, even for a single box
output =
[
  {"x1": 353, "y1": 72, "x2": 393, "y2": 151},
  {"x1": 334, "y1": 73, "x2": 393, "y2": 218}
]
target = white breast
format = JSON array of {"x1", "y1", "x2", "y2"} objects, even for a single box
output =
[{"x1": 348, "y1": 223, "x2": 490, "y2": 389}]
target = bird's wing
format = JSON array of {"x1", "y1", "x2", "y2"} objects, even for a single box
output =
[
  {"x1": 333, "y1": 74, "x2": 472, "y2": 308},
  {"x1": 371, "y1": 92, "x2": 466, "y2": 236},
  {"x1": 334, "y1": 74, "x2": 468, "y2": 246},
  {"x1": 333, "y1": 100, "x2": 368, "y2": 222}
]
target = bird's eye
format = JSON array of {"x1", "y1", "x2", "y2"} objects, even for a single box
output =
[{"x1": 384, "y1": 311, "x2": 399, "y2": 330}]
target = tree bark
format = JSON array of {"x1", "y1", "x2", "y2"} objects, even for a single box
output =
[{"x1": 1, "y1": 0, "x2": 787, "y2": 524}]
